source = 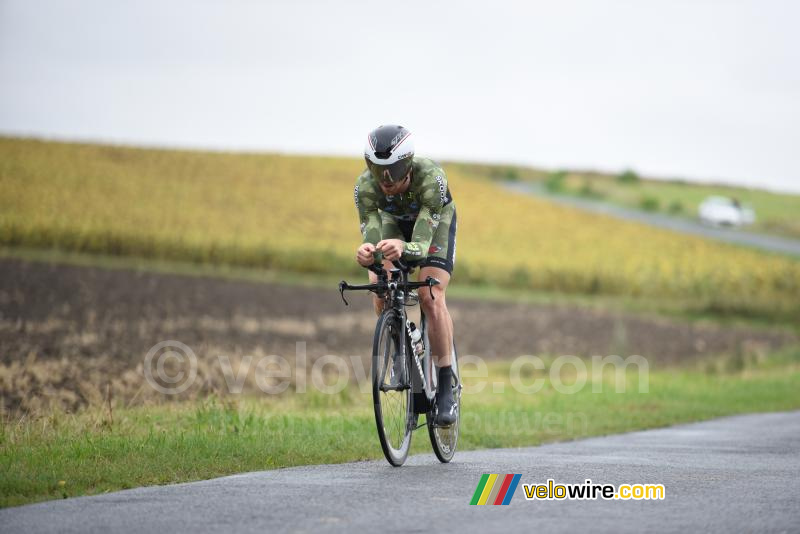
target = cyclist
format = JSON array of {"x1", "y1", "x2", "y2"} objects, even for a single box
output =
[{"x1": 354, "y1": 124, "x2": 457, "y2": 426}]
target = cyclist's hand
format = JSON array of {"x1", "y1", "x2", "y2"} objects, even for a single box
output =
[
  {"x1": 376, "y1": 239, "x2": 404, "y2": 261},
  {"x1": 356, "y1": 243, "x2": 377, "y2": 267}
]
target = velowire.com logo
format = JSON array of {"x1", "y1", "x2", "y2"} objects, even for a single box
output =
[{"x1": 470, "y1": 474, "x2": 522, "y2": 505}]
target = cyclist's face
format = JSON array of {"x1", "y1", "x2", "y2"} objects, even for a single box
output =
[{"x1": 379, "y1": 172, "x2": 411, "y2": 195}]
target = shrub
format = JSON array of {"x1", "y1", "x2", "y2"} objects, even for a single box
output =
[
  {"x1": 618, "y1": 169, "x2": 640, "y2": 184},
  {"x1": 579, "y1": 179, "x2": 603, "y2": 199},
  {"x1": 490, "y1": 167, "x2": 519, "y2": 181},
  {"x1": 544, "y1": 170, "x2": 566, "y2": 192},
  {"x1": 667, "y1": 200, "x2": 684, "y2": 214},
  {"x1": 640, "y1": 196, "x2": 660, "y2": 211}
]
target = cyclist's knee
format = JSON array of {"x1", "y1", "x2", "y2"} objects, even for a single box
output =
[
  {"x1": 419, "y1": 288, "x2": 447, "y2": 318},
  {"x1": 372, "y1": 295, "x2": 385, "y2": 316}
]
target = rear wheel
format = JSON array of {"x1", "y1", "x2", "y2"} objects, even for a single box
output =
[
  {"x1": 372, "y1": 310, "x2": 413, "y2": 466},
  {"x1": 427, "y1": 340, "x2": 461, "y2": 463}
]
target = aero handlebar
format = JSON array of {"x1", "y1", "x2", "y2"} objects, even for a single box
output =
[{"x1": 338, "y1": 260, "x2": 440, "y2": 306}]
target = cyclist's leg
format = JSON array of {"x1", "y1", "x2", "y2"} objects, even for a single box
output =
[
  {"x1": 417, "y1": 204, "x2": 457, "y2": 368},
  {"x1": 420, "y1": 258, "x2": 457, "y2": 425},
  {"x1": 418, "y1": 266, "x2": 452, "y2": 367}
]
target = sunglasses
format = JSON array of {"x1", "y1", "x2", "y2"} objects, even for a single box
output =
[{"x1": 367, "y1": 158, "x2": 411, "y2": 185}]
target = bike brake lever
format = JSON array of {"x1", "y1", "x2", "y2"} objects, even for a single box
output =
[
  {"x1": 338, "y1": 281, "x2": 349, "y2": 306},
  {"x1": 426, "y1": 276, "x2": 440, "y2": 301}
]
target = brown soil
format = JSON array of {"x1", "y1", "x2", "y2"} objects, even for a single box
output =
[{"x1": 0, "y1": 258, "x2": 795, "y2": 413}]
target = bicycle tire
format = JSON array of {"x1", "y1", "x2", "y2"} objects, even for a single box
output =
[
  {"x1": 372, "y1": 309, "x2": 413, "y2": 466},
  {"x1": 427, "y1": 338, "x2": 461, "y2": 463}
]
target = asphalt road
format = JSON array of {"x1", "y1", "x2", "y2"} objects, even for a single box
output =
[
  {"x1": 503, "y1": 181, "x2": 800, "y2": 257},
  {"x1": 3, "y1": 411, "x2": 799, "y2": 533}
]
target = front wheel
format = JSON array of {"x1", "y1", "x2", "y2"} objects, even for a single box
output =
[
  {"x1": 427, "y1": 341, "x2": 461, "y2": 463},
  {"x1": 372, "y1": 310, "x2": 413, "y2": 466}
]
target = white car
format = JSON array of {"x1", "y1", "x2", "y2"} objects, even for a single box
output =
[{"x1": 698, "y1": 196, "x2": 755, "y2": 227}]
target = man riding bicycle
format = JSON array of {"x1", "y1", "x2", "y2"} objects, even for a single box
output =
[{"x1": 354, "y1": 124, "x2": 457, "y2": 426}]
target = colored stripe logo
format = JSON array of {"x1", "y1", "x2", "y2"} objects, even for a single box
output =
[{"x1": 470, "y1": 474, "x2": 521, "y2": 505}]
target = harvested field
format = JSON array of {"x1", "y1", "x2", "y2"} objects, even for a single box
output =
[{"x1": 0, "y1": 258, "x2": 796, "y2": 413}]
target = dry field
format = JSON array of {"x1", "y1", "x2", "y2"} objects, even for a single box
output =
[
  {"x1": 1, "y1": 258, "x2": 795, "y2": 414},
  {"x1": 2, "y1": 138, "x2": 799, "y2": 319}
]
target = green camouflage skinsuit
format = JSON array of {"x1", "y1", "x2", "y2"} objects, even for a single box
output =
[{"x1": 354, "y1": 157, "x2": 457, "y2": 274}]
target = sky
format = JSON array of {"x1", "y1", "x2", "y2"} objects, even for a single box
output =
[{"x1": 1, "y1": 0, "x2": 799, "y2": 193}]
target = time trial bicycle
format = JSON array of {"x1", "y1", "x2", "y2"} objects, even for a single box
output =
[{"x1": 339, "y1": 260, "x2": 461, "y2": 466}]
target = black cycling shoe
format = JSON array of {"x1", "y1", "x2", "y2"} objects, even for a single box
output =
[
  {"x1": 434, "y1": 366, "x2": 457, "y2": 426},
  {"x1": 435, "y1": 388, "x2": 457, "y2": 426}
]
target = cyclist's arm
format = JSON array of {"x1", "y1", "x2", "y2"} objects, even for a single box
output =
[
  {"x1": 402, "y1": 172, "x2": 448, "y2": 261},
  {"x1": 355, "y1": 181, "x2": 383, "y2": 259},
  {"x1": 402, "y1": 205, "x2": 440, "y2": 261}
]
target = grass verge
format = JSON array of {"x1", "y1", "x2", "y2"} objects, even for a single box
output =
[{"x1": 2, "y1": 348, "x2": 799, "y2": 508}]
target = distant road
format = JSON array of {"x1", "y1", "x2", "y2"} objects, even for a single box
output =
[
  {"x1": 2, "y1": 412, "x2": 799, "y2": 533},
  {"x1": 503, "y1": 181, "x2": 800, "y2": 257}
]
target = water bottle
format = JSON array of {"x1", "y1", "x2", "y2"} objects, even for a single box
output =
[{"x1": 409, "y1": 322, "x2": 424, "y2": 357}]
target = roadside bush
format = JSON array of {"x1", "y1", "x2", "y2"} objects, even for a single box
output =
[
  {"x1": 490, "y1": 167, "x2": 519, "y2": 181},
  {"x1": 618, "y1": 169, "x2": 640, "y2": 184},
  {"x1": 579, "y1": 179, "x2": 603, "y2": 199},
  {"x1": 545, "y1": 170, "x2": 566, "y2": 192},
  {"x1": 640, "y1": 196, "x2": 660, "y2": 211},
  {"x1": 667, "y1": 200, "x2": 684, "y2": 214}
]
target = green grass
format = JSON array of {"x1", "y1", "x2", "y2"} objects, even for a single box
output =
[{"x1": 3, "y1": 348, "x2": 799, "y2": 508}]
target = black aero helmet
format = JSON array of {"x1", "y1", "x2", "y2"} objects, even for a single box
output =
[{"x1": 364, "y1": 125, "x2": 415, "y2": 185}]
